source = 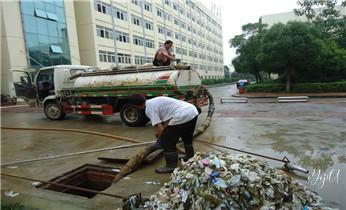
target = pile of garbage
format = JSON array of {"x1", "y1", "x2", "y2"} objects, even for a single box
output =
[{"x1": 144, "y1": 152, "x2": 326, "y2": 210}]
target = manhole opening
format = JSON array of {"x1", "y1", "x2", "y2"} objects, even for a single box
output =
[{"x1": 38, "y1": 164, "x2": 118, "y2": 198}]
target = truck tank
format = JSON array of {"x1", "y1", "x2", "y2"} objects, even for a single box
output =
[{"x1": 72, "y1": 66, "x2": 201, "y2": 89}]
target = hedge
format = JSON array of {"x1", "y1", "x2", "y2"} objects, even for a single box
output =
[{"x1": 246, "y1": 81, "x2": 346, "y2": 93}]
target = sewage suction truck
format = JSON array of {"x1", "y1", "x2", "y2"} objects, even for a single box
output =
[{"x1": 12, "y1": 64, "x2": 208, "y2": 126}]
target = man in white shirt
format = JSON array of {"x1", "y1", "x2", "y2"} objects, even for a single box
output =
[{"x1": 129, "y1": 94, "x2": 199, "y2": 173}]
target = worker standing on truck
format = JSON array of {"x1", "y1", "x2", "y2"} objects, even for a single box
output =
[
  {"x1": 129, "y1": 94, "x2": 199, "y2": 173},
  {"x1": 153, "y1": 40, "x2": 175, "y2": 66}
]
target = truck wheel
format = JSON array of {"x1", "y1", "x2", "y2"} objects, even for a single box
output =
[
  {"x1": 44, "y1": 101, "x2": 65, "y2": 120},
  {"x1": 120, "y1": 104, "x2": 149, "y2": 127}
]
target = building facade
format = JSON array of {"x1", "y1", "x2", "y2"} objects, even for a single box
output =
[
  {"x1": 74, "y1": 0, "x2": 224, "y2": 79},
  {"x1": 1, "y1": 0, "x2": 224, "y2": 97},
  {"x1": 1, "y1": 0, "x2": 80, "y2": 97}
]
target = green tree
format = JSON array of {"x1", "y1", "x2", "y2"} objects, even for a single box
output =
[
  {"x1": 259, "y1": 22, "x2": 328, "y2": 91},
  {"x1": 224, "y1": 65, "x2": 230, "y2": 79},
  {"x1": 230, "y1": 23, "x2": 267, "y2": 82},
  {"x1": 259, "y1": 21, "x2": 346, "y2": 91},
  {"x1": 294, "y1": 0, "x2": 346, "y2": 48}
]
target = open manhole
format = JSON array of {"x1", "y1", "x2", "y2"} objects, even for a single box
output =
[{"x1": 38, "y1": 164, "x2": 118, "y2": 198}]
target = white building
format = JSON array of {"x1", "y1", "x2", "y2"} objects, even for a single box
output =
[
  {"x1": 74, "y1": 0, "x2": 224, "y2": 79},
  {"x1": 260, "y1": 5, "x2": 345, "y2": 27}
]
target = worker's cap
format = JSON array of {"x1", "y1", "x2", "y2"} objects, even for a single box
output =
[{"x1": 128, "y1": 94, "x2": 146, "y2": 105}]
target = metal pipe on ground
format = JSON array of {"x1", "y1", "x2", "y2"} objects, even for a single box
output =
[
  {"x1": 0, "y1": 141, "x2": 154, "y2": 167},
  {"x1": 0, "y1": 128, "x2": 184, "y2": 166},
  {"x1": 1, "y1": 126, "x2": 142, "y2": 143}
]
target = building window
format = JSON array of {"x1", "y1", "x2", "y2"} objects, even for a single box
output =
[
  {"x1": 115, "y1": 31, "x2": 129, "y2": 43},
  {"x1": 99, "y1": 51, "x2": 115, "y2": 63},
  {"x1": 132, "y1": 0, "x2": 138, "y2": 6},
  {"x1": 108, "y1": 52, "x2": 116, "y2": 62},
  {"x1": 145, "y1": 21, "x2": 153, "y2": 30},
  {"x1": 144, "y1": 2, "x2": 152, "y2": 12},
  {"x1": 35, "y1": 9, "x2": 47, "y2": 18},
  {"x1": 145, "y1": 39, "x2": 155, "y2": 48},
  {"x1": 50, "y1": 45, "x2": 63, "y2": 53},
  {"x1": 96, "y1": 25, "x2": 113, "y2": 39},
  {"x1": 188, "y1": 38, "x2": 192, "y2": 44},
  {"x1": 164, "y1": 0, "x2": 171, "y2": 6},
  {"x1": 175, "y1": 33, "x2": 180, "y2": 40},
  {"x1": 95, "y1": 0, "x2": 110, "y2": 14},
  {"x1": 174, "y1": 17, "x2": 179, "y2": 25},
  {"x1": 133, "y1": 35, "x2": 144, "y2": 46},
  {"x1": 158, "y1": 25, "x2": 165, "y2": 34},
  {"x1": 166, "y1": 29, "x2": 172, "y2": 37},
  {"x1": 180, "y1": 8, "x2": 185, "y2": 15},
  {"x1": 181, "y1": 22, "x2": 186, "y2": 29},
  {"x1": 164, "y1": 13, "x2": 171, "y2": 21},
  {"x1": 173, "y1": 3, "x2": 178, "y2": 10},
  {"x1": 113, "y1": 7, "x2": 128, "y2": 21},
  {"x1": 46, "y1": 12, "x2": 58, "y2": 21},
  {"x1": 132, "y1": 15, "x2": 142, "y2": 26},
  {"x1": 156, "y1": 8, "x2": 162, "y2": 17},
  {"x1": 99, "y1": 50, "x2": 107, "y2": 62},
  {"x1": 118, "y1": 53, "x2": 131, "y2": 64},
  {"x1": 135, "y1": 56, "x2": 146, "y2": 65},
  {"x1": 182, "y1": 48, "x2": 187, "y2": 55},
  {"x1": 181, "y1": 35, "x2": 186, "y2": 42}
]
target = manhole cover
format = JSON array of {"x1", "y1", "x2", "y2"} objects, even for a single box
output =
[{"x1": 38, "y1": 164, "x2": 118, "y2": 198}]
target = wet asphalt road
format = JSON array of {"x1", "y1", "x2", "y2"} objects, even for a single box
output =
[
  {"x1": 1, "y1": 84, "x2": 345, "y2": 209},
  {"x1": 206, "y1": 84, "x2": 346, "y2": 209}
]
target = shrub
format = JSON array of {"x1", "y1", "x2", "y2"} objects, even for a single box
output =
[
  {"x1": 246, "y1": 83, "x2": 286, "y2": 92},
  {"x1": 246, "y1": 81, "x2": 346, "y2": 93}
]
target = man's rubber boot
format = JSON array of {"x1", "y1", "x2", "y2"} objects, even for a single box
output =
[
  {"x1": 182, "y1": 144, "x2": 195, "y2": 161},
  {"x1": 155, "y1": 152, "x2": 178, "y2": 174}
]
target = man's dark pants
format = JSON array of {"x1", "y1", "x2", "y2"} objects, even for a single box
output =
[{"x1": 160, "y1": 116, "x2": 198, "y2": 153}]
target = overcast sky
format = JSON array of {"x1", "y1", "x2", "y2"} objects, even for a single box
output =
[{"x1": 216, "y1": 0, "x2": 300, "y2": 66}]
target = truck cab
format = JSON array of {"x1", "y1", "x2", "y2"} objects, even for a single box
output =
[{"x1": 12, "y1": 65, "x2": 97, "y2": 106}]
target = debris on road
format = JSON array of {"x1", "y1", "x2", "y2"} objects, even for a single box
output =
[
  {"x1": 145, "y1": 181, "x2": 161, "y2": 185},
  {"x1": 31, "y1": 182, "x2": 41, "y2": 186},
  {"x1": 143, "y1": 152, "x2": 328, "y2": 210},
  {"x1": 4, "y1": 190, "x2": 19, "y2": 197}
]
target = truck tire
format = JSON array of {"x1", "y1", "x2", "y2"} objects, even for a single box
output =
[
  {"x1": 120, "y1": 104, "x2": 149, "y2": 127},
  {"x1": 44, "y1": 101, "x2": 65, "y2": 120}
]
